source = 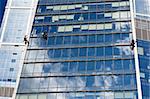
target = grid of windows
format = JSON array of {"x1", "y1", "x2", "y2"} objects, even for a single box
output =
[
  {"x1": 34, "y1": 11, "x2": 131, "y2": 24},
  {"x1": 22, "y1": 59, "x2": 135, "y2": 77},
  {"x1": 0, "y1": 46, "x2": 23, "y2": 97},
  {"x1": 32, "y1": 22, "x2": 131, "y2": 35},
  {"x1": 0, "y1": 0, "x2": 38, "y2": 98},
  {"x1": 18, "y1": 75, "x2": 136, "y2": 93},
  {"x1": 135, "y1": 1, "x2": 150, "y2": 98},
  {"x1": 25, "y1": 46, "x2": 132, "y2": 61},
  {"x1": 17, "y1": 91, "x2": 137, "y2": 99},
  {"x1": 137, "y1": 40, "x2": 150, "y2": 98},
  {"x1": 136, "y1": 19, "x2": 150, "y2": 40},
  {"x1": 17, "y1": 0, "x2": 138, "y2": 99},
  {"x1": 37, "y1": 1, "x2": 130, "y2": 13},
  {"x1": 29, "y1": 33, "x2": 131, "y2": 46}
]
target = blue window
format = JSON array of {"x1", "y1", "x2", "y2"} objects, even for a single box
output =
[
  {"x1": 105, "y1": 34, "x2": 112, "y2": 43},
  {"x1": 48, "y1": 37, "x2": 55, "y2": 45},
  {"x1": 87, "y1": 61, "x2": 95, "y2": 71},
  {"x1": 96, "y1": 47, "x2": 104, "y2": 57},
  {"x1": 43, "y1": 26, "x2": 49, "y2": 32},
  {"x1": 139, "y1": 58, "x2": 148, "y2": 70},
  {"x1": 88, "y1": 48, "x2": 95, "y2": 56},
  {"x1": 69, "y1": 62, "x2": 77, "y2": 72},
  {"x1": 121, "y1": 22, "x2": 131, "y2": 32},
  {"x1": 114, "y1": 75, "x2": 123, "y2": 88},
  {"x1": 71, "y1": 48, "x2": 78, "y2": 57},
  {"x1": 83, "y1": 13, "x2": 89, "y2": 20},
  {"x1": 105, "y1": 60, "x2": 113, "y2": 72},
  {"x1": 142, "y1": 84, "x2": 150, "y2": 97},
  {"x1": 105, "y1": 47, "x2": 112, "y2": 56},
  {"x1": 34, "y1": 18, "x2": 43, "y2": 23},
  {"x1": 79, "y1": 48, "x2": 87, "y2": 57},
  {"x1": 114, "y1": 60, "x2": 122, "y2": 70},
  {"x1": 62, "y1": 62, "x2": 68, "y2": 72},
  {"x1": 95, "y1": 76, "x2": 104, "y2": 87},
  {"x1": 97, "y1": 13, "x2": 104, "y2": 19},
  {"x1": 33, "y1": 26, "x2": 42, "y2": 35},
  {"x1": 113, "y1": 34, "x2": 121, "y2": 43},
  {"x1": 56, "y1": 36, "x2": 63, "y2": 45},
  {"x1": 43, "y1": 64, "x2": 51, "y2": 73},
  {"x1": 89, "y1": 5, "x2": 96, "y2": 10},
  {"x1": 97, "y1": 34, "x2": 104, "y2": 43},
  {"x1": 114, "y1": 47, "x2": 121, "y2": 55},
  {"x1": 62, "y1": 49, "x2": 70, "y2": 57},
  {"x1": 79, "y1": 35, "x2": 87, "y2": 44},
  {"x1": 39, "y1": 6, "x2": 46, "y2": 13},
  {"x1": 98, "y1": 4, "x2": 105, "y2": 9},
  {"x1": 86, "y1": 76, "x2": 95, "y2": 87},
  {"x1": 89, "y1": 13, "x2": 96, "y2": 20},
  {"x1": 50, "y1": 26, "x2": 57, "y2": 33},
  {"x1": 96, "y1": 61, "x2": 104, "y2": 71},
  {"x1": 123, "y1": 60, "x2": 131, "y2": 70},
  {"x1": 72, "y1": 36, "x2": 79, "y2": 44},
  {"x1": 64, "y1": 36, "x2": 71, "y2": 44},
  {"x1": 74, "y1": 13, "x2": 81, "y2": 20},
  {"x1": 124, "y1": 75, "x2": 132, "y2": 88},
  {"x1": 78, "y1": 62, "x2": 86, "y2": 71},
  {"x1": 89, "y1": 35, "x2": 95, "y2": 43},
  {"x1": 54, "y1": 49, "x2": 61, "y2": 58},
  {"x1": 40, "y1": 38, "x2": 47, "y2": 47},
  {"x1": 122, "y1": 33, "x2": 130, "y2": 41},
  {"x1": 105, "y1": 4, "x2": 111, "y2": 9}
]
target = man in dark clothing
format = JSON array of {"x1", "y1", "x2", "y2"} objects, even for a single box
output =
[{"x1": 24, "y1": 35, "x2": 29, "y2": 45}]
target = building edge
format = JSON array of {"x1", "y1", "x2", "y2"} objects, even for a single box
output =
[{"x1": 130, "y1": 0, "x2": 142, "y2": 99}]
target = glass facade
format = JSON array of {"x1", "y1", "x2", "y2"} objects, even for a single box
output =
[
  {"x1": 0, "y1": 0, "x2": 38, "y2": 98},
  {"x1": 135, "y1": 0, "x2": 150, "y2": 99},
  {"x1": 16, "y1": 0, "x2": 138, "y2": 99},
  {"x1": 0, "y1": 0, "x2": 149, "y2": 99},
  {"x1": 135, "y1": 0, "x2": 150, "y2": 15},
  {"x1": 137, "y1": 40, "x2": 150, "y2": 99}
]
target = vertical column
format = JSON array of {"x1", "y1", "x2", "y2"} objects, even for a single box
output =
[{"x1": 130, "y1": 0, "x2": 142, "y2": 99}]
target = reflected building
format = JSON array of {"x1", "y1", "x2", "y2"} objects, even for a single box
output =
[
  {"x1": 0, "y1": 0, "x2": 149, "y2": 99},
  {"x1": 0, "y1": 0, "x2": 38, "y2": 99},
  {"x1": 135, "y1": 0, "x2": 150, "y2": 99}
]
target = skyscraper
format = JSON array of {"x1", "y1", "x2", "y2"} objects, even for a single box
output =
[
  {"x1": 135, "y1": 0, "x2": 150, "y2": 99},
  {"x1": 0, "y1": 0, "x2": 149, "y2": 99},
  {"x1": 0, "y1": 0, "x2": 38, "y2": 98}
]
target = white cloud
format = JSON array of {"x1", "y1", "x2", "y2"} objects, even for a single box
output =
[{"x1": 115, "y1": 34, "x2": 133, "y2": 55}]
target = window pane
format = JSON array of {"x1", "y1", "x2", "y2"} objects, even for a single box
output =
[
  {"x1": 88, "y1": 48, "x2": 95, "y2": 56},
  {"x1": 79, "y1": 35, "x2": 87, "y2": 43},
  {"x1": 79, "y1": 48, "x2": 87, "y2": 56},
  {"x1": 97, "y1": 35, "x2": 104, "y2": 43},
  {"x1": 96, "y1": 47, "x2": 104, "y2": 57},
  {"x1": 64, "y1": 36, "x2": 71, "y2": 44},
  {"x1": 78, "y1": 62, "x2": 86, "y2": 71},
  {"x1": 89, "y1": 35, "x2": 95, "y2": 43},
  {"x1": 105, "y1": 47, "x2": 112, "y2": 56},
  {"x1": 54, "y1": 49, "x2": 61, "y2": 58},
  {"x1": 71, "y1": 48, "x2": 78, "y2": 57},
  {"x1": 87, "y1": 61, "x2": 95, "y2": 71}
]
